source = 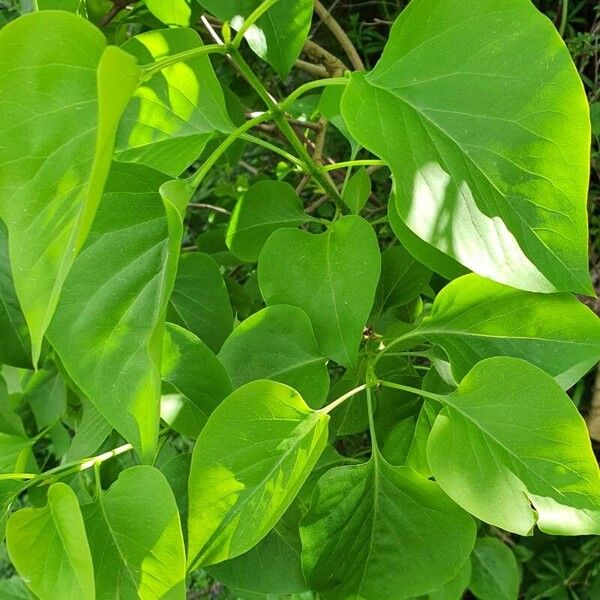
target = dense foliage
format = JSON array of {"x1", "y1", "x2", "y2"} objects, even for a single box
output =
[{"x1": 0, "y1": 0, "x2": 600, "y2": 599}]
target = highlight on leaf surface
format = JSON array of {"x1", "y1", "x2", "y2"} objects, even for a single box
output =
[{"x1": 187, "y1": 380, "x2": 329, "y2": 568}]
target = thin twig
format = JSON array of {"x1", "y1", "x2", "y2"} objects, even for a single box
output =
[
  {"x1": 100, "y1": 0, "x2": 138, "y2": 26},
  {"x1": 188, "y1": 203, "x2": 231, "y2": 215},
  {"x1": 302, "y1": 39, "x2": 348, "y2": 76},
  {"x1": 314, "y1": 0, "x2": 365, "y2": 70},
  {"x1": 294, "y1": 59, "x2": 330, "y2": 79}
]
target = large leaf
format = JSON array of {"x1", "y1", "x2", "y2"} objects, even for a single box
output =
[
  {"x1": 83, "y1": 466, "x2": 186, "y2": 599},
  {"x1": 168, "y1": 252, "x2": 234, "y2": 352},
  {"x1": 7, "y1": 483, "x2": 94, "y2": 600},
  {"x1": 197, "y1": 0, "x2": 314, "y2": 76},
  {"x1": 226, "y1": 181, "x2": 309, "y2": 262},
  {"x1": 188, "y1": 380, "x2": 329, "y2": 568},
  {"x1": 415, "y1": 274, "x2": 600, "y2": 388},
  {"x1": 0, "y1": 11, "x2": 140, "y2": 362},
  {"x1": 469, "y1": 537, "x2": 520, "y2": 600},
  {"x1": 218, "y1": 305, "x2": 329, "y2": 409},
  {"x1": 301, "y1": 458, "x2": 476, "y2": 600},
  {"x1": 341, "y1": 0, "x2": 592, "y2": 294},
  {"x1": 259, "y1": 216, "x2": 381, "y2": 368},
  {"x1": 117, "y1": 27, "x2": 232, "y2": 176},
  {"x1": 427, "y1": 357, "x2": 600, "y2": 535},
  {"x1": 48, "y1": 163, "x2": 183, "y2": 462},
  {"x1": 161, "y1": 323, "x2": 232, "y2": 439},
  {"x1": 0, "y1": 222, "x2": 30, "y2": 368}
]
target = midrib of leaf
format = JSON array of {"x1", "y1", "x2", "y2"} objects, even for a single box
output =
[
  {"x1": 324, "y1": 227, "x2": 352, "y2": 367},
  {"x1": 95, "y1": 493, "x2": 138, "y2": 592}
]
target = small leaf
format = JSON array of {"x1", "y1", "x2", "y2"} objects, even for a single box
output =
[
  {"x1": 423, "y1": 559, "x2": 471, "y2": 600},
  {"x1": 319, "y1": 86, "x2": 360, "y2": 154},
  {"x1": 301, "y1": 460, "x2": 476, "y2": 600},
  {"x1": 342, "y1": 0, "x2": 592, "y2": 294},
  {"x1": 65, "y1": 399, "x2": 112, "y2": 462},
  {"x1": 7, "y1": 483, "x2": 94, "y2": 600},
  {"x1": 227, "y1": 181, "x2": 309, "y2": 262},
  {"x1": 83, "y1": 466, "x2": 186, "y2": 599},
  {"x1": 469, "y1": 537, "x2": 520, "y2": 600},
  {"x1": 198, "y1": 0, "x2": 314, "y2": 76},
  {"x1": 161, "y1": 323, "x2": 232, "y2": 439},
  {"x1": 117, "y1": 27, "x2": 232, "y2": 176},
  {"x1": 168, "y1": 252, "x2": 234, "y2": 352},
  {"x1": 416, "y1": 274, "x2": 600, "y2": 388},
  {"x1": 342, "y1": 168, "x2": 371, "y2": 214},
  {"x1": 427, "y1": 357, "x2": 600, "y2": 535},
  {"x1": 48, "y1": 163, "x2": 183, "y2": 462},
  {"x1": 188, "y1": 380, "x2": 329, "y2": 567},
  {"x1": 259, "y1": 216, "x2": 381, "y2": 368},
  {"x1": 218, "y1": 305, "x2": 329, "y2": 408},
  {"x1": 0, "y1": 12, "x2": 140, "y2": 362},
  {"x1": 374, "y1": 244, "x2": 432, "y2": 314}
]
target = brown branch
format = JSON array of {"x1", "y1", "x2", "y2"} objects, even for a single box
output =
[
  {"x1": 587, "y1": 364, "x2": 600, "y2": 442},
  {"x1": 294, "y1": 59, "x2": 330, "y2": 79},
  {"x1": 100, "y1": 0, "x2": 139, "y2": 27},
  {"x1": 314, "y1": 0, "x2": 365, "y2": 71},
  {"x1": 302, "y1": 40, "x2": 348, "y2": 76}
]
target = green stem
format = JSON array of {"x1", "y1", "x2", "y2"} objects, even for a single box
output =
[
  {"x1": 230, "y1": 49, "x2": 345, "y2": 208},
  {"x1": 232, "y1": 0, "x2": 280, "y2": 47},
  {"x1": 321, "y1": 384, "x2": 367, "y2": 414},
  {"x1": 559, "y1": 0, "x2": 569, "y2": 37},
  {"x1": 139, "y1": 44, "x2": 228, "y2": 81},
  {"x1": 280, "y1": 77, "x2": 349, "y2": 111},
  {"x1": 239, "y1": 133, "x2": 305, "y2": 168},
  {"x1": 0, "y1": 473, "x2": 37, "y2": 482},
  {"x1": 324, "y1": 159, "x2": 386, "y2": 172},
  {"x1": 378, "y1": 379, "x2": 442, "y2": 404},
  {"x1": 189, "y1": 112, "x2": 273, "y2": 189}
]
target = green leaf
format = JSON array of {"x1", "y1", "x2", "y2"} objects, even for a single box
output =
[
  {"x1": 218, "y1": 305, "x2": 329, "y2": 409},
  {"x1": 188, "y1": 380, "x2": 329, "y2": 567},
  {"x1": 469, "y1": 537, "x2": 520, "y2": 600},
  {"x1": 422, "y1": 560, "x2": 472, "y2": 600},
  {"x1": 117, "y1": 27, "x2": 232, "y2": 176},
  {"x1": 0, "y1": 577, "x2": 35, "y2": 600},
  {"x1": 387, "y1": 193, "x2": 468, "y2": 281},
  {"x1": 161, "y1": 323, "x2": 232, "y2": 439},
  {"x1": 301, "y1": 459, "x2": 476, "y2": 600},
  {"x1": 342, "y1": 168, "x2": 371, "y2": 214},
  {"x1": 342, "y1": 0, "x2": 592, "y2": 294},
  {"x1": 416, "y1": 274, "x2": 600, "y2": 388},
  {"x1": 427, "y1": 357, "x2": 600, "y2": 535},
  {"x1": 65, "y1": 399, "x2": 112, "y2": 462},
  {"x1": 83, "y1": 465, "x2": 186, "y2": 599},
  {"x1": 144, "y1": 0, "x2": 192, "y2": 25},
  {"x1": 48, "y1": 163, "x2": 183, "y2": 462},
  {"x1": 0, "y1": 11, "x2": 140, "y2": 363},
  {"x1": 259, "y1": 216, "x2": 381, "y2": 368},
  {"x1": 374, "y1": 244, "x2": 432, "y2": 314},
  {"x1": 159, "y1": 453, "x2": 192, "y2": 539},
  {"x1": 0, "y1": 222, "x2": 31, "y2": 368},
  {"x1": 168, "y1": 252, "x2": 234, "y2": 352},
  {"x1": 7, "y1": 483, "x2": 94, "y2": 600},
  {"x1": 227, "y1": 181, "x2": 309, "y2": 262},
  {"x1": 208, "y1": 505, "x2": 309, "y2": 595},
  {"x1": 23, "y1": 367, "x2": 67, "y2": 430},
  {"x1": 198, "y1": 0, "x2": 314, "y2": 76}
]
